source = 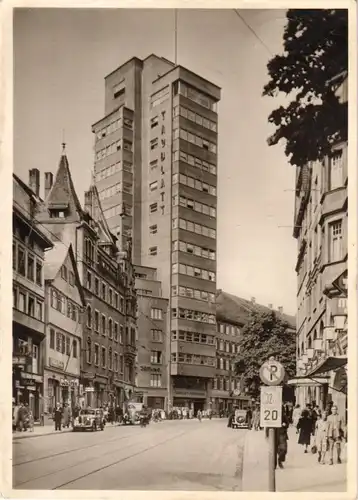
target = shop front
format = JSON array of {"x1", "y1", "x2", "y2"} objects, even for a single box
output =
[
  {"x1": 173, "y1": 388, "x2": 207, "y2": 413},
  {"x1": 44, "y1": 360, "x2": 80, "y2": 416},
  {"x1": 19, "y1": 372, "x2": 43, "y2": 421}
]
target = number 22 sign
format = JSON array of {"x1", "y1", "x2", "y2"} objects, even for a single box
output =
[{"x1": 260, "y1": 386, "x2": 282, "y2": 428}]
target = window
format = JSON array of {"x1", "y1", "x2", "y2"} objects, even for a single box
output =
[
  {"x1": 56, "y1": 332, "x2": 62, "y2": 352},
  {"x1": 50, "y1": 328, "x2": 55, "y2": 349},
  {"x1": 36, "y1": 261, "x2": 43, "y2": 286},
  {"x1": 114, "y1": 352, "x2": 118, "y2": 372},
  {"x1": 86, "y1": 338, "x2": 92, "y2": 364},
  {"x1": 114, "y1": 322, "x2": 119, "y2": 342},
  {"x1": 329, "y1": 220, "x2": 343, "y2": 262},
  {"x1": 149, "y1": 246, "x2": 157, "y2": 256},
  {"x1": 108, "y1": 347, "x2": 113, "y2": 370},
  {"x1": 151, "y1": 308, "x2": 162, "y2": 320},
  {"x1": 150, "y1": 374, "x2": 162, "y2": 387},
  {"x1": 27, "y1": 254, "x2": 35, "y2": 281},
  {"x1": 94, "y1": 344, "x2": 99, "y2": 365},
  {"x1": 61, "y1": 265, "x2": 68, "y2": 281},
  {"x1": 86, "y1": 271, "x2": 92, "y2": 290},
  {"x1": 69, "y1": 271, "x2": 75, "y2": 286},
  {"x1": 151, "y1": 116, "x2": 159, "y2": 128},
  {"x1": 149, "y1": 181, "x2": 158, "y2": 191},
  {"x1": 150, "y1": 224, "x2": 157, "y2": 235},
  {"x1": 108, "y1": 318, "x2": 113, "y2": 339},
  {"x1": 119, "y1": 325, "x2": 124, "y2": 344},
  {"x1": 150, "y1": 138, "x2": 158, "y2": 150},
  {"x1": 101, "y1": 283, "x2": 106, "y2": 301},
  {"x1": 87, "y1": 305, "x2": 92, "y2": 328},
  {"x1": 17, "y1": 247, "x2": 25, "y2": 276},
  {"x1": 36, "y1": 300, "x2": 42, "y2": 320},
  {"x1": 150, "y1": 203, "x2": 158, "y2": 213},
  {"x1": 94, "y1": 310, "x2": 100, "y2": 332},
  {"x1": 73, "y1": 340, "x2": 78, "y2": 358},
  {"x1": 28, "y1": 296, "x2": 35, "y2": 317},
  {"x1": 101, "y1": 314, "x2": 106, "y2": 335},
  {"x1": 329, "y1": 150, "x2": 344, "y2": 190},
  {"x1": 151, "y1": 329, "x2": 163, "y2": 342},
  {"x1": 66, "y1": 336, "x2": 71, "y2": 356}
]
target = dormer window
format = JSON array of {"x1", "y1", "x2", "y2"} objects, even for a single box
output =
[{"x1": 49, "y1": 210, "x2": 65, "y2": 218}]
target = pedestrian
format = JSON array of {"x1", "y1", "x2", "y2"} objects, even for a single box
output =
[
  {"x1": 325, "y1": 401, "x2": 333, "y2": 417},
  {"x1": 53, "y1": 403, "x2": 63, "y2": 431},
  {"x1": 292, "y1": 404, "x2": 301, "y2": 433},
  {"x1": 13, "y1": 403, "x2": 20, "y2": 431},
  {"x1": 62, "y1": 403, "x2": 70, "y2": 428},
  {"x1": 327, "y1": 405, "x2": 345, "y2": 465},
  {"x1": 246, "y1": 406, "x2": 253, "y2": 429},
  {"x1": 306, "y1": 403, "x2": 317, "y2": 435},
  {"x1": 297, "y1": 409, "x2": 314, "y2": 453},
  {"x1": 252, "y1": 404, "x2": 260, "y2": 431},
  {"x1": 227, "y1": 408, "x2": 234, "y2": 428},
  {"x1": 197, "y1": 409, "x2": 202, "y2": 422},
  {"x1": 315, "y1": 411, "x2": 329, "y2": 464},
  {"x1": 275, "y1": 416, "x2": 289, "y2": 469}
]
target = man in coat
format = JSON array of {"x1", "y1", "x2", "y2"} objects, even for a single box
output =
[{"x1": 53, "y1": 403, "x2": 63, "y2": 431}]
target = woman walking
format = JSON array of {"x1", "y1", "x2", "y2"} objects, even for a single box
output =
[
  {"x1": 297, "y1": 409, "x2": 314, "y2": 453},
  {"x1": 315, "y1": 411, "x2": 329, "y2": 464}
]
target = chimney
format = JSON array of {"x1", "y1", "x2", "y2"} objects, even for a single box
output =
[
  {"x1": 44, "y1": 172, "x2": 53, "y2": 199},
  {"x1": 29, "y1": 168, "x2": 40, "y2": 197},
  {"x1": 268, "y1": 304, "x2": 273, "y2": 309},
  {"x1": 251, "y1": 297, "x2": 256, "y2": 304},
  {"x1": 278, "y1": 306, "x2": 283, "y2": 314}
]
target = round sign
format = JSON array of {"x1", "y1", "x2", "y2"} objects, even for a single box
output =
[
  {"x1": 259, "y1": 359, "x2": 285, "y2": 386},
  {"x1": 233, "y1": 389, "x2": 241, "y2": 396}
]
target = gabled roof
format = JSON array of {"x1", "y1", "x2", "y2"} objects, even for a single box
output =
[
  {"x1": 44, "y1": 242, "x2": 85, "y2": 306},
  {"x1": 84, "y1": 181, "x2": 116, "y2": 247},
  {"x1": 45, "y1": 151, "x2": 83, "y2": 217},
  {"x1": 216, "y1": 290, "x2": 296, "y2": 330}
]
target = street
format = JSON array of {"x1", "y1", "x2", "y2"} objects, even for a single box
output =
[{"x1": 13, "y1": 419, "x2": 246, "y2": 491}]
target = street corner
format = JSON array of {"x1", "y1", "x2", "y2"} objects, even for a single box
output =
[{"x1": 242, "y1": 429, "x2": 269, "y2": 491}]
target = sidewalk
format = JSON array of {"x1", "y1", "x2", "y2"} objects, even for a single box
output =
[
  {"x1": 242, "y1": 427, "x2": 347, "y2": 492},
  {"x1": 276, "y1": 427, "x2": 347, "y2": 492}
]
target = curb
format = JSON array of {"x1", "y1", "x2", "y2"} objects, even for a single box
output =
[{"x1": 13, "y1": 428, "x2": 73, "y2": 440}]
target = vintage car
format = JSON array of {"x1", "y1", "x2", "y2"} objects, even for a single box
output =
[
  {"x1": 231, "y1": 409, "x2": 249, "y2": 429},
  {"x1": 73, "y1": 408, "x2": 104, "y2": 432}
]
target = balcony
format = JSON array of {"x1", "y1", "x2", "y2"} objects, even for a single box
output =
[{"x1": 13, "y1": 309, "x2": 45, "y2": 339}]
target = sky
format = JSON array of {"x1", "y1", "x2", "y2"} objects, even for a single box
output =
[{"x1": 13, "y1": 8, "x2": 297, "y2": 315}]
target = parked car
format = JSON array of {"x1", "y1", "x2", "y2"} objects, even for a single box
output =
[
  {"x1": 231, "y1": 409, "x2": 249, "y2": 429},
  {"x1": 73, "y1": 408, "x2": 104, "y2": 432}
]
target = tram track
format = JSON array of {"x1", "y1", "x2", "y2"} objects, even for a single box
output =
[
  {"x1": 14, "y1": 425, "x2": 199, "y2": 490},
  {"x1": 14, "y1": 429, "x2": 134, "y2": 467}
]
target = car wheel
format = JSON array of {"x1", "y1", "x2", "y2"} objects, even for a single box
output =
[{"x1": 92, "y1": 422, "x2": 97, "y2": 432}]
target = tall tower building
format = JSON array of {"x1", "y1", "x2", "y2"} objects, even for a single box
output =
[{"x1": 93, "y1": 54, "x2": 220, "y2": 411}]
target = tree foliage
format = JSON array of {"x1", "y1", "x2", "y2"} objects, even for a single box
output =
[
  {"x1": 235, "y1": 311, "x2": 296, "y2": 398},
  {"x1": 263, "y1": 9, "x2": 348, "y2": 167}
]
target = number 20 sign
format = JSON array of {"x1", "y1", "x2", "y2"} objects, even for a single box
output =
[{"x1": 260, "y1": 386, "x2": 282, "y2": 428}]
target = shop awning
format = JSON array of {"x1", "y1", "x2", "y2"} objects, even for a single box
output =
[
  {"x1": 287, "y1": 376, "x2": 330, "y2": 387},
  {"x1": 307, "y1": 356, "x2": 347, "y2": 377}
]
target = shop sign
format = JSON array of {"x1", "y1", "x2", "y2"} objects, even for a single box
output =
[
  {"x1": 13, "y1": 356, "x2": 27, "y2": 366},
  {"x1": 173, "y1": 389, "x2": 206, "y2": 397},
  {"x1": 60, "y1": 379, "x2": 79, "y2": 388},
  {"x1": 49, "y1": 358, "x2": 64, "y2": 370},
  {"x1": 140, "y1": 366, "x2": 161, "y2": 373},
  {"x1": 85, "y1": 387, "x2": 94, "y2": 392}
]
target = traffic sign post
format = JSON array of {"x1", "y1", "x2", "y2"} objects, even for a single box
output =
[{"x1": 259, "y1": 358, "x2": 285, "y2": 492}]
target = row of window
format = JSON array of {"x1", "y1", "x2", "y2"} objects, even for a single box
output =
[
  {"x1": 86, "y1": 338, "x2": 124, "y2": 372},
  {"x1": 173, "y1": 172, "x2": 216, "y2": 196},
  {"x1": 49, "y1": 329, "x2": 78, "y2": 358},
  {"x1": 171, "y1": 285, "x2": 215, "y2": 303},
  {"x1": 173, "y1": 194, "x2": 216, "y2": 218},
  {"x1": 172, "y1": 218, "x2": 216, "y2": 239},
  {"x1": 173, "y1": 128, "x2": 217, "y2": 154},
  {"x1": 171, "y1": 330, "x2": 215, "y2": 345},
  {"x1": 151, "y1": 329, "x2": 163, "y2": 342},
  {"x1": 13, "y1": 285, "x2": 43, "y2": 321},
  {"x1": 217, "y1": 339, "x2": 240, "y2": 354},
  {"x1": 103, "y1": 203, "x2": 133, "y2": 220},
  {"x1": 60, "y1": 265, "x2": 75, "y2": 286},
  {"x1": 95, "y1": 116, "x2": 133, "y2": 141},
  {"x1": 99, "y1": 181, "x2": 133, "y2": 201},
  {"x1": 13, "y1": 241, "x2": 43, "y2": 286},
  {"x1": 150, "y1": 374, "x2": 162, "y2": 387},
  {"x1": 173, "y1": 105, "x2": 217, "y2": 132},
  {"x1": 172, "y1": 262, "x2": 216, "y2": 283},
  {"x1": 171, "y1": 307, "x2": 216, "y2": 324},
  {"x1": 177, "y1": 81, "x2": 217, "y2": 112},
  {"x1": 85, "y1": 270, "x2": 125, "y2": 313},
  {"x1": 173, "y1": 150, "x2": 217, "y2": 176},
  {"x1": 151, "y1": 308, "x2": 163, "y2": 320},
  {"x1": 96, "y1": 160, "x2": 133, "y2": 183},
  {"x1": 151, "y1": 86, "x2": 169, "y2": 108},
  {"x1": 86, "y1": 305, "x2": 129, "y2": 343},
  {"x1": 50, "y1": 288, "x2": 82, "y2": 323},
  {"x1": 217, "y1": 357, "x2": 236, "y2": 371},
  {"x1": 213, "y1": 378, "x2": 240, "y2": 392},
  {"x1": 172, "y1": 240, "x2": 216, "y2": 260},
  {"x1": 171, "y1": 352, "x2": 216, "y2": 366},
  {"x1": 95, "y1": 139, "x2": 132, "y2": 161},
  {"x1": 218, "y1": 323, "x2": 241, "y2": 337}
]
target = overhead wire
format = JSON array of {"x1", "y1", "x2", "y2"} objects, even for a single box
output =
[{"x1": 233, "y1": 9, "x2": 273, "y2": 57}]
